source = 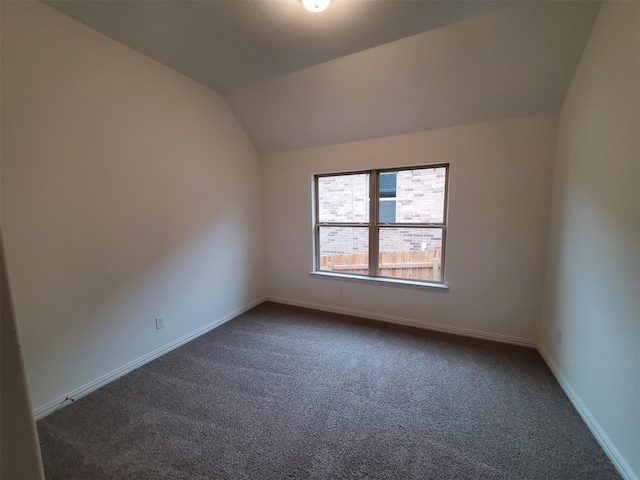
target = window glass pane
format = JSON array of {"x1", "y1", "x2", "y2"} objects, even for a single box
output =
[
  {"x1": 379, "y1": 227, "x2": 443, "y2": 282},
  {"x1": 379, "y1": 199, "x2": 396, "y2": 223},
  {"x1": 319, "y1": 226, "x2": 369, "y2": 275},
  {"x1": 379, "y1": 172, "x2": 397, "y2": 198},
  {"x1": 378, "y1": 172, "x2": 397, "y2": 223},
  {"x1": 393, "y1": 167, "x2": 446, "y2": 224},
  {"x1": 318, "y1": 174, "x2": 369, "y2": 223}
]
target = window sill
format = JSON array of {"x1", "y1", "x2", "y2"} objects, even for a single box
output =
[{"x1": 309, "y1": 271, "x2": 449, "y2": 292}]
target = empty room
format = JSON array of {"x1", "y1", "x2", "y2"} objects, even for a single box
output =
[{"x1": 1, "y1": 0, "x2": 638, "y2": 479}]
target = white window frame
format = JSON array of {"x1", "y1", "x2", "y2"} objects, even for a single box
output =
[{"x1": 312, "y1": 163, "x2": 449, "y2": 288}]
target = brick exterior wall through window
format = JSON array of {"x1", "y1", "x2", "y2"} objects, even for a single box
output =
[{"x1": 318, "y1": 168, "x2": 445, "y2": 256}]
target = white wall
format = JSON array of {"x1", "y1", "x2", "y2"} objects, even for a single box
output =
[
  {"x1": 539, "y1": 2, "x2": 639, "y2": 479},
  {"x1": 262, "y1": 114, "x2": 558, "y2": 344},
  {"x1": 1, "y1": 2, "x2": 265, "y2": 412}
]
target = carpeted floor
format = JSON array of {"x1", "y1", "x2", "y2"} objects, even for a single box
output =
[{"x1": 37, "y1": 302, "x2": 619, "y2": 479}]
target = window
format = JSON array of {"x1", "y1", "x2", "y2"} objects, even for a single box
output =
[
  {"x1": 379, "y1": 172, "x2": 397, "y2": 223},
  {"x1": 314, "y1": 164, "x2": 448, "y2": 285}
]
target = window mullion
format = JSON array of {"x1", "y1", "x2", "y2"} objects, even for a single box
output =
[
  {"x1": 378, "y1": 223, "x2": 445, "y2": 228},
  {"x1": 369, "y1": 170, "x2": 379, "y2": 277},
  {"x1": 313, "y1": 176, "x2": 320, "y2": 271},
  {"x1": 317, "y1": 222, "x2": 369, "y2": 227}
]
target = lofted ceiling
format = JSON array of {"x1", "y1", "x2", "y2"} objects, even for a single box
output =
[
  {"x1": 46, "y1": 0, "x2": 601, "y2": 154},
  {"x1": 46, "y1": 0, "x2": 511, "y2": 93}
]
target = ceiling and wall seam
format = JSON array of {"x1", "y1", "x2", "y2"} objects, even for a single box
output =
[{"x1": 44, "y1": 0, "x2": 601, "y2": 154}]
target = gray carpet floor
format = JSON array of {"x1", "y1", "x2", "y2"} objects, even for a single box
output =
[{"x1": 37, "y1": 302, "x2": 619, "y2": 479}]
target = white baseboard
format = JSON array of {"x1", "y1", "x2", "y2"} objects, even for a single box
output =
[
  {"x1": 266, "y1": 296, "x2": 537, "y2": 347},
  {"x1": 272, "y1": 296, "x2": 636, "y2": 479},
  {"x1": 33, "y1": 296, "x2": 266, "y2": 420},
  {"x1": 537, "y1": 345, "x2": 638, "y2": 480},
  {"x1": 33, "y1": 294, "x2": 635, "y2": 480}
]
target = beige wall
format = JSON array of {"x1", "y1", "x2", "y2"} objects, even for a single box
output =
[
  {"x1": 539, "y1": 2, "x2": 640, "y2": 479},
  {"x1": 1, "y1": 235, "x2": 44, "y2": 480},
  {"x1": 1, "y1": 2, "x2": 265, "y2": 412},
  {"x1": 262, "y1": 114, "x2": 558, "y2": 343},
  {"x1": 0, "y1": 10, "x2": 42, "y2": 478}
]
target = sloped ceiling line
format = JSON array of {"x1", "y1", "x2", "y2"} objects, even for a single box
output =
[{"x1": 46, "y1": 0, "x2": 601, "y2": 153}]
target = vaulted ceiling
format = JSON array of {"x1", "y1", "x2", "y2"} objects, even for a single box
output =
[{"x1": 47, "y1": 0, "x2": 601, "y2": 153}]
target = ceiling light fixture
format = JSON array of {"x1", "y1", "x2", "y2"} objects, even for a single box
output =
[{"x1": 301, "y1": 0, "x2": 331, "y2": 13}]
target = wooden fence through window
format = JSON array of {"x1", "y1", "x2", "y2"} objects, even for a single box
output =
[{"x1": 320, "y1": 250, "x2": 442, "y2": 281}]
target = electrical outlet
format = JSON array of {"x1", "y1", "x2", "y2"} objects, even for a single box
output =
[
  {"x1": 338, "y1": 287, "x2": 344, "y2": 296},
  {"x1": 155, "y1": 316, "x2": 165, "y2": 330}
]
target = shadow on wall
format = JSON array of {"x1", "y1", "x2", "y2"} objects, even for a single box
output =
[
  {"x1": 10, "y1": 212, "x2": 263, "y2": 413},
  {"x1": 1, "y1": 232, "x2": 45, "y2": 479}
]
